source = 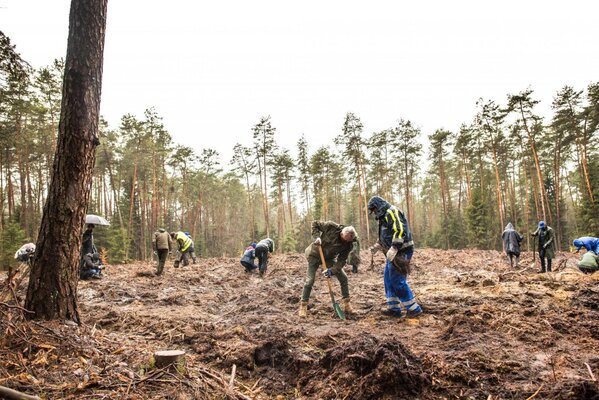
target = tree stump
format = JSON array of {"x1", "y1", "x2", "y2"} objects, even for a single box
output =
[{"x1": 154, "y1": 350, "x2": 186, "y2": 368}]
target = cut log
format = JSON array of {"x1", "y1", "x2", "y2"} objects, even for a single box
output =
[{"x1": 154, "y1": 350, "x2": 186, "y2": 368}]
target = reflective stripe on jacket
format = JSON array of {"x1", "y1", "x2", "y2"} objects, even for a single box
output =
[{"x1": 175, "y1": 231, "x2": 192, "y2": 252}]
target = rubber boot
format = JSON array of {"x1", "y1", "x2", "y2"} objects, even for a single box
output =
[
  {"x1": 342, "y1": 297, "x2": 353, "y2": 314},
  {"x1": 298, "y1": 301, "x2": 308, "y2": 317}
]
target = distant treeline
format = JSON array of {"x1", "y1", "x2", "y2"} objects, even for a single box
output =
[{"x1": 1, "y1": 32, "x2": 598, "y2": 267}]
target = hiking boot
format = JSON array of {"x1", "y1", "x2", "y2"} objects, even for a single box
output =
[
  {"x1": 381, "y1": 308, "x2": 402, "y2": 317},
  {"x1": 405, "y1": 305, "x2": 423, "y2": 319},
  {"x1": 298, "y1": 301, "x2": 308, "y2": 317},
  {"x1": 342, "y1": 297, "x2": 353, "y2": 314}
]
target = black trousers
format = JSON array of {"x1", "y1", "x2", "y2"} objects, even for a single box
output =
[{"x1": 539, "y1": 249, "x2": 552, "y2": 272}]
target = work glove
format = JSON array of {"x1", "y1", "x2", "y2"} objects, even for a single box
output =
[
  {"x1": 392, "y1": 237, "x2": 404, "y2": 248},
  {"x1": 386, "y1": 246, "x2": 398, "y2": 262},
  {"x1": 314, "y1": 237, "x2": 322, "y2": 246},
  {"x1": 322, "y1": 269, "x2": 333, "y2": 278},
  {"x1": 153, "y1": 251, "x2": 157, "y2": 255}
]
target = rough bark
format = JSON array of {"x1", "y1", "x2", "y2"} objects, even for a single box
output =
[{"x1": 25, "y1": 0, "x2": 107, "y2": 323}]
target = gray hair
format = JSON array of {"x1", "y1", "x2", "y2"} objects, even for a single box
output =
[{"x1": 341, "y1": 226, "x2": 356, "y2": 239}]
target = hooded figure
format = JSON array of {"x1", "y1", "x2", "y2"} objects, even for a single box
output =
[
  {"x1": 531, "y1": 220, "x2": 556, "y2": 273},
  {"x1": 367, "y1": 195, "x2": 422, "y2": 318},
  {"x1": 501, "y1": 223, "x2": 523, "y2": 267},
  {"x1": 240, "y1": 242, "x2": 258, "y2": 272},
  {"x1": 572, "y1": 237, "x2": 599, "y2": 255},
  {"x1": 254, "y1": 238, "x2": 274, "y2": 276}
]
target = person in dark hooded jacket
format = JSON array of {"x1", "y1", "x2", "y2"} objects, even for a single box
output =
[
  {"x1": 240, "y1": 242, "x2": 258, "y2": 272},
  {"x1": 368, "y1": 196, "x2": 422, "y2": 318},
  {"x1": 254, "y1": 238, "x2": 274, "y2": 276},
  {"x1": 502, "y1": 223, "x2": 523, "y2": 267},
  {"x1": 531, "y1": 220, "x2": 555, "y2": 273}
]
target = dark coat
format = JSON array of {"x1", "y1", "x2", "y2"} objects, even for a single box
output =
[
  {"x1": 81, "y1": 228, "x2": 96, "y2": 256},
  {"x1": 502, "y1": 223, "x2": 523, "y2": 256},
  {"x1": 368, "y1": 196, "x2": 413, "y2": 251},
  {"x1": 531, "y1": 226, "x2": 556, "y2": 259},
  {"x1": 305, "y1": 221, "x2": 357, "y2": 269}
]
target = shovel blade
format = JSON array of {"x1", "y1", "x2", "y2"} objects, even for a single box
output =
[{"x1": 333, "y1": 302, "x2": 346, "y2": 320}]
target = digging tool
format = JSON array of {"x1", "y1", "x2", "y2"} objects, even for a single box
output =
[{"x1": 317, "y1": 245, "x2": 345, "y2": 320}]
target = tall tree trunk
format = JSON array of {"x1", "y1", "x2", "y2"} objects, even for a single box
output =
[
  {"x1": 25, "y1": 0, "x2": 107, "y2": 322},
  {"x1": 553, "y1": 140, "x2": 563, "y2": 250},
  {"x1": 126, "y1": 160, "x2": 138, "y2": 259},
  {"x1": 285, "y1": 172, "x2": 293, "y2": 226},
  {"x1": 491, "y1": 145, "x2": 505, "y2": 231},
  {"x1": 101, "y1": 144, "x2": 124, "y2": 229},
  {"x1": 358, "y1": 159, "x2": 370, "y2": 241},
  {"x1": 522, "y1": 157, "x2": 532, "y2": 251},
  {"x1": 6, "y1": 151, "x2": 14, "y2": 220}
]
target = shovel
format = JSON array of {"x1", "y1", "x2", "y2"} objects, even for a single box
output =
[{"x1": 317, "y1": 245, "x2": 345, "y2": 320}]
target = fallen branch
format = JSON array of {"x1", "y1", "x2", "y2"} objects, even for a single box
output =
[
  {"x1": 0, "y1": 385, "x2": 41, "y2": 400},
  {"x1": 229, "y1": 364, "x2": 236, "y2": 388},
  {"x1": 585, "y1": 362, "x2": 596, "y2": 381},
  {"x1": 525, "y1": 383, "x2": 544, "y2": 400},
  {"x1": 0, "y1": 301, "x2": 34, "y2": 314}
]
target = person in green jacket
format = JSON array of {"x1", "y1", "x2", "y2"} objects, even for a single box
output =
[
  {"x1": 531, "y1": 220, "x2": 555, "y2": 273},
  {"x1": 299, "y1": 221, "x2": 358, "y2": 318},
  {"x1": 577, "y1": 250, "x2": 599, "y2": 274}
]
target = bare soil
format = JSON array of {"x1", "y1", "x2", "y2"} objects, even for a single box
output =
[{"x1": 1, "y1": 249, "x2": 599, "y2": 399}]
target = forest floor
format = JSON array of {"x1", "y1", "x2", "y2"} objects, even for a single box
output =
[{"x1": 1, "y1": 249, "x2": 599, "y2": 400}]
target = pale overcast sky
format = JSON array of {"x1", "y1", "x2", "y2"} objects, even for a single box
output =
[{"x1": 1, "y1": 0, "x2": 598, "y2": 165}]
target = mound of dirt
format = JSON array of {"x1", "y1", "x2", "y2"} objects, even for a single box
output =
[{"x1": 300, "y1": 334, "x2": 430, "y2": 399}]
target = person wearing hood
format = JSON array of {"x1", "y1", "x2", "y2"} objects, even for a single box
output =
[
  {"x1": 240, "y1": 242, "x2": 258, "y2": 272},
  {"x1": 152, "y1": 228, "x2": 173, "y2": 275},
  {"x1": 368, "y1": 195, "x2": 422, "y2": 318},
  {"x1": 14, "y1": 242, "x2": 36, "y2": 263},
  {"x1": 531, "y1": 220, "x2": 555, "y2": 273},
  {"x1": 254, "y1": 238, "x2": 274, "y2": 276},
  {"x1": 572, "y1": 236, "x2": 599, "y2": 255},
  {"x1": 299, "y1": 221, "x2": 357, "y2": 317},
  {"x1": 501, "y1": 223, "x2": 523, "y2": 267}
]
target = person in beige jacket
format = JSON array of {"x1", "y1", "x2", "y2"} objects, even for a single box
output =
[{"x1": 152, "y1": 228, "x2": 172, "y2": 275}]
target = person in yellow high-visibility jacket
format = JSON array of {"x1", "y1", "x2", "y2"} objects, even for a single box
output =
[{"x1": 170, "y1": 231, "x2": 193, "y2": 268}]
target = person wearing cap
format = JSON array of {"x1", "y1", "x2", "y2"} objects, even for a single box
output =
[
  {"x1": 367, "y1": 196, "x2": 422, "y2": 318},
  {"x1": 531, "y1": 220, "x2": 556, "y2": 273}
]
